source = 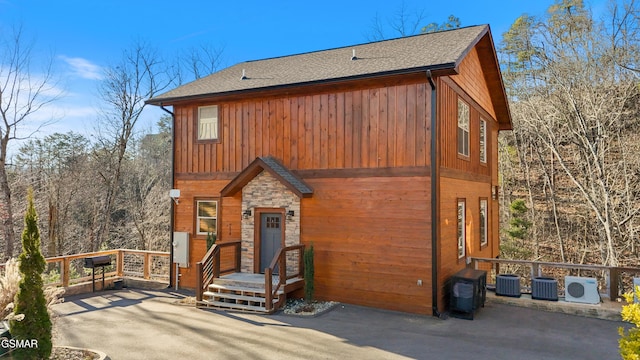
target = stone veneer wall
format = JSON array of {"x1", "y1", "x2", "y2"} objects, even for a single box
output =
[{"x1": 241, "y1": 170, "x2": 300, "y2": 273}]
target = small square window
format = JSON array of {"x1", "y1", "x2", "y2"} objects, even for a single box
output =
[
  {"x1": 196, "y1": 200, "x2": 217, "y2": 235},
  {"x1": 198, "y1": 105, "x2": 218, "y2": 140}
]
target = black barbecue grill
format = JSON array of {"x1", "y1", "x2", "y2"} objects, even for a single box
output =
[{"x1": 84, "y1": 255, "x2": 111, "y2": 292}]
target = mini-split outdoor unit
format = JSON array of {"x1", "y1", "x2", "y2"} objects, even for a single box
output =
[{"x1": 564, "y1": 276, "x2": 600, "y2": 304}]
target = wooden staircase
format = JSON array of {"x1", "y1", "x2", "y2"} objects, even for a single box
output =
[
  {"x1": 198, "y1": 273, "x2": 303, "y2": 313},
  {"x1": 196, "y1": 242, "x2": 306, "y2": 314}
]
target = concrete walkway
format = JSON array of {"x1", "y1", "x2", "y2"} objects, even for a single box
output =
[{"x1": 53, "y1": 289, "x2": 626, "y2": 360}]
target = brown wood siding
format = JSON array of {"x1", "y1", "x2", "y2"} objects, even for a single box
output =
[
  {"x1": 437, "y1": 176, "x2": 493, "y2": 312},
  {"x1": 302, "y1": 176, "x2": 432, "y2": 314},
  {"x1": 449, "y1": 46, "x2": 497, "y2": 120},
  {"x1": 438, "y1": 77, "x2": 493, "y2": 178},
  {"x1": 173, "y1": 80, "x2": 431, "y2": 175},
  {"x1": 172, "y1": 179, "x2": 241, "y2": 289}
]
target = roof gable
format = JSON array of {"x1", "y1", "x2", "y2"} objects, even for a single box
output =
[
  {"x1": 221, "y1": 156, "x2": 313, "y2": 198},
  {"x1": 148, "y1": 25, "x2": 489, "y2": 104}
]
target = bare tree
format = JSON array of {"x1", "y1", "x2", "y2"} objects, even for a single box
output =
[
  {"x1": 500, "y1": 0, "x2": 640, "y2": 266},
  {"x1": 176, "y1": 43, "x2": 224, "y2": 84},
  {"x1": 0, "y1": 26, "x2": 60, "y2": 259},
  {"x1": 91, "y1": 40, "x2": 173, "y2": 251},
  {"x1": 366, "y1": 2, "x2": 427, "y2": 41}
]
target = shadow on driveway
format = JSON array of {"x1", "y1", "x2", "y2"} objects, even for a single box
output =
[{"x1": 53, "y1": 289, "x2": 624, "y2": 360}]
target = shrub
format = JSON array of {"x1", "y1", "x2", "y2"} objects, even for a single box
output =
[
  {"x1": 620, "y1": 286, "x2": 640, "y2": 360},
  {"x1": 0, "y1": 258, "x2": 23, "y2": 323},
  {"x1": 206, "y1": 232, "x2": 216, "y2": 250},
  {"x1": 10, "y1": 189, "x2": 52, "y2": 359},
  {"x1": 304, "y1": 244, "x2": 314, "y2": 304}
]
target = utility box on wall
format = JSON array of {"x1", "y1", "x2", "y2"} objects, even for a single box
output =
[{"x1": 173, "y1": 232, "x2": 189, "y2": 267}]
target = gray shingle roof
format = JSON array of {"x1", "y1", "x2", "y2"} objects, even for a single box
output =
[
  {"x1": 148, "y1": 25, "x2": 488, "y2": 104},
  {"x1": 220, "y1": 156, "x2": 313, "y2": 198},
  {"x1": 259, "y1": 156, "x2": 313, "y2": 196}
]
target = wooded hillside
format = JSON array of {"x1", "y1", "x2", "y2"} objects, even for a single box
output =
[{"x1": 498, "y1": 0, "x2": 640, "y2": 267}]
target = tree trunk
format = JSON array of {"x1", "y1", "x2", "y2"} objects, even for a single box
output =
[{"x1": 0, "y1": 162, "x2": 14, "y2": 260}]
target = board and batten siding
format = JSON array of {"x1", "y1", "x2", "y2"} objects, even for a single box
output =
[
  {"x1": 173, "y1": 80, "x2": 431, "y2": 175},
  {"x1": 302, "y1": 176, "x2": 433, "y2": 314}
]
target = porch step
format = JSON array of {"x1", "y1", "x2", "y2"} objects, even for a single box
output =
[
  {"x1": 203, "y1": 291, "x2": 275, "y2": 305},
  {"x1": 208, "y1": 283, "x2": 284, "y2": 296},
  {"x1": 199, "y1": 299, "x2": 268, "y2": 313}
]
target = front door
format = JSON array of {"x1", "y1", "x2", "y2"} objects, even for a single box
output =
[{"x1": 260, "y1": 213, "x2": 282, "y2": 274}]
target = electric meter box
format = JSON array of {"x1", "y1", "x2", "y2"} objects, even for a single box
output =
[{"x1": 173, "y1": 232, "x2": 189, "y2": 267}]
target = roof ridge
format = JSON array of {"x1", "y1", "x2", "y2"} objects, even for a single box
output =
[{"x1": 242, "y1": 24, "x2": 488, "y2": 64}]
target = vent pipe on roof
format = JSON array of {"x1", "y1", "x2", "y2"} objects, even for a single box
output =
[
  {"x1": 351, "y1": 49, "x2": 357, "y2": 61},
  {"x1": 241, "y1": 69, "x2": 247, "y2": 80}
]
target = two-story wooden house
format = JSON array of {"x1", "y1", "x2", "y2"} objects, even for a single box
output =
[{"x1": 147, "y1": 25, "x2": 511, "y2": 315}]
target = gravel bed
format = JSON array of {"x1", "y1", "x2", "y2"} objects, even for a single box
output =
[{"x1": 282, "y1": 299, "x2": 338, "y2": 316}]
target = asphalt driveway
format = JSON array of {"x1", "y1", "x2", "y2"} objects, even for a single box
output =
[{"x1": 53, "y1": 289, "x2": 624, "y2": 360}]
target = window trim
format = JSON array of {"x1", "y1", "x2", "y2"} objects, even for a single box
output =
[
  {"x1": 479, "y1": 118, "x2": 487, "y2": 164},
  {"x1": 457, "y1": 98, "x2": 470, "y2": 158},
  {"x1": 196, "y1": 105, "x2": 221, "y2": 142},
  {"x1": 479, "y1": 198, "x2": 488, "y2": 248},
  {"x1": 457, "y1": 199, "x2": 466, "y2": 259},
  {"x1": 195, "y1": 199, "x2": 219, "y2": 236}
]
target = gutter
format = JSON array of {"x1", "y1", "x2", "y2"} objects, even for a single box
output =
[
  {"x1": 426, "y1": 70, "x2": 440, "y2": 317},
  {"x1": 160, "y1": 104, "x2": 176, "y2": 289}
]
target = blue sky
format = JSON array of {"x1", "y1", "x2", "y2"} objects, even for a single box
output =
[{"x1": 0, "y1": 0, "x2": 607, "y2": 155}]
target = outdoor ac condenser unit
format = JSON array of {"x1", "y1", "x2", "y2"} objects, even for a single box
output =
[{"x1": 564, "y1": 276, "x2": 600, "y2": 304}]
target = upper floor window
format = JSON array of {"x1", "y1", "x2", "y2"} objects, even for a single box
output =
[
  {"x1": 480, "y1": 118, "x2": 487, "y2": 163},
  {"x1": 198, "y1": 105, "x2": 219, "y2": 140},
  {"x1": 457, "y1": 99, "x2": 470, "y2": 157},
  {"x1": 196, "y1": 200, "x2": 217, "y2": 235},
  {"x1": 457, "y1": 199, "x2": 466, "y2": 259}
]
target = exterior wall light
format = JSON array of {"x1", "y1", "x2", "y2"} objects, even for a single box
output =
[
  {"x1": 492, "y1": 185, "x2": 499, "y2": 200},
  {"x1": 243, "y1": 209, "x2": 252, "y2": 219},
  {"x1": 286, "y1": 210, "x2": 295, "y2": 221}
]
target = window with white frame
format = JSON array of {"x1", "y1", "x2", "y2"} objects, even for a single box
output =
[
  {"x1": 196, "y1": 200, "x2": 217, "y2": 235},
  {"x1": 457, "y1": 199, "x2": 466, "y2": 259},
  {"x1": 198, "y1": 105, "x2": 219, "y2": 140},
  {"x1": 457, "y1": 99, "x2": 470, "y2": 157},
  {"x1": 480, "y1": 199, "x2": 488, "y2": 247},
  {"x1": 480, "y1": 118, "x2": 487, "y2": 163}
]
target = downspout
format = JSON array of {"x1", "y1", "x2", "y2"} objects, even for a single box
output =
[
  {"x1": 160, "y1": 104, "x2": 176, "y2": 289},
  {"x1": 426, "y1": 70, "x2": 441, "y2": 317}
]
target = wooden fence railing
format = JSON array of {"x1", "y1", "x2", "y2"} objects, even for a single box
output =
[
  {"x1": 36, "y1": 249, "x2": 170, "y2": 287},
  {"x1": 265, "y1": 244, "x2": 305, "y2": 312},
  {"x1": 470, "y1": 257, "x2": 640, "y2": 300},
  {"x1": 196, "y1": 240, "x2": 242, "y2": 302}
]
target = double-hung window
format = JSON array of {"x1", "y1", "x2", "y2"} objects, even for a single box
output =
[
  {"x1": 198, "y1": 105, "x2": 219, "y2": 140},
  {"x1": 196, "y1": 200, "x2": 217, "y2": 235},
  {"x1": 457, "y1": 99, "x2": 470, "y2": 157}
]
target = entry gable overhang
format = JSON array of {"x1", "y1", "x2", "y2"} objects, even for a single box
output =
[{"x1": 220, "y1": 156, "x2": 313, "y2": 198}]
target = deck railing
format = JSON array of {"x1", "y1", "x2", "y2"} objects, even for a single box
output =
[
  {"x1": 0, "y1": 249, "x2": 170, "y2": 288},
  {"x1": 265, "y1": 244, "x2": 305, "y2": 312},
  {"x1": 470, "y1": 257, "x2": 640, "y2": 300},
  {"x1": 196, "y1": 240, "x2": 242, "y2": 302}
]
